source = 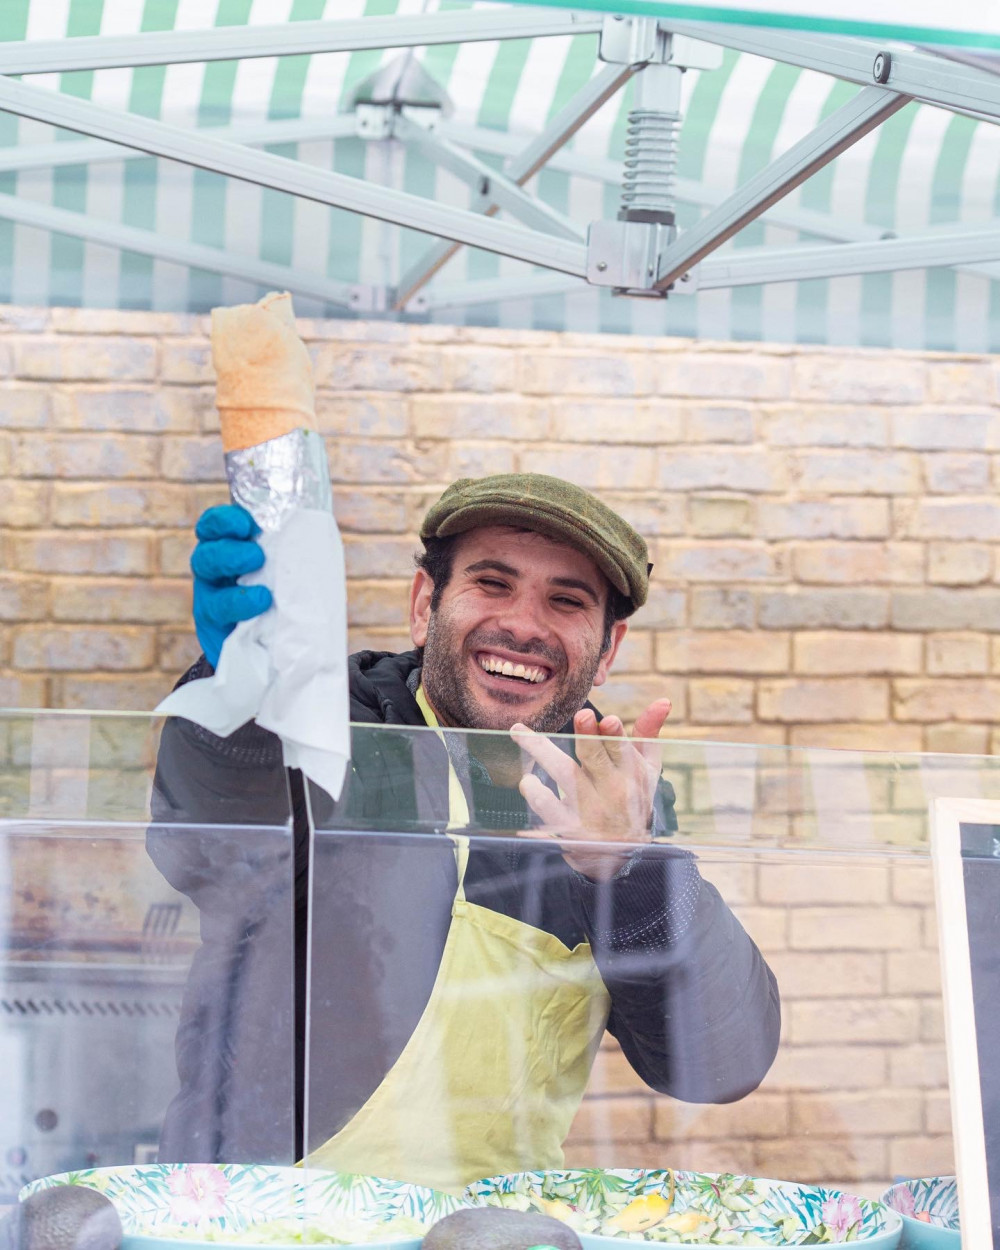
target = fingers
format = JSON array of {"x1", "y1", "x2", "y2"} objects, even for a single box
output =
[
  {"x1": 510, "y1": 723, "x2": 580, "y2": 795},
  {"x1": 196, "y1": 504, "x2": 260, "y2": 542},
  {"x1": 519, "y1": 774, "x2": 574, "y2": 830},
  {"x1": 192, "y1": 537, "x2": 266, "y2": 584},
  {"x1": 200, "y1": 582, "x2": 273, "y2": 628},
  {"x1": 634, "y1": 697, "x2": 672, "y2": 741}
]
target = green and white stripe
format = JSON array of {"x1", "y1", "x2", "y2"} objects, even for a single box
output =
[{"x1": 0, "y1": 0, "x2": 998, "y2": 350}]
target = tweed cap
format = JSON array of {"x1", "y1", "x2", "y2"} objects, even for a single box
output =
[{"x1": 420, "y1": 473, "x2": 650, "y2": 613}]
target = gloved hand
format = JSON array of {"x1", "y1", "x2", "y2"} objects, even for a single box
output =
[{"x1": 191, "y1": 504, "x2": 273, "y2": 669}]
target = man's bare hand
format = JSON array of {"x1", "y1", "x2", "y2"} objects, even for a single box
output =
[{"x1": 511, "y1": 698, "x2": 672, "y2": 882}]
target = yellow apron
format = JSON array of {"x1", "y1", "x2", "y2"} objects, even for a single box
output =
[{"x1": 307, "y1": 690, "x2": 611, "y2": 1192}]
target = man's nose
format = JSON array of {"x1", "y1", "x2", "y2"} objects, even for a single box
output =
[{"x1": 493, "y1": 592, "x2": 549, "y2": 647}]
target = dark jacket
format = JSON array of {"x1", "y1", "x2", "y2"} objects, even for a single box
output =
[{"x1": 149, "y1": 650, "x2": 781, "y2": 1165}]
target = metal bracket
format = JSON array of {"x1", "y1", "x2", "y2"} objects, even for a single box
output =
[
  {"x1": 346, "y1": 284, "x2": 391, "y2": 314},
  {"x1": 353, "y1": 104, "x2": 396, "y2": 141},
  {"x1": 587, "y1": 218, "x2": 675, "y2": 294},
  {"x1": 599, "y1": 15, "x2": 723, "y2": 71}
]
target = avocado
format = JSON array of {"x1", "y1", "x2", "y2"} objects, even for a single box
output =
[
  {"x1": 422, "y1": 1207, "x2": 582, "y2": 1250},
  {"x1": 6, "y1": 1186, "x2": 122, "y2": 1250}
]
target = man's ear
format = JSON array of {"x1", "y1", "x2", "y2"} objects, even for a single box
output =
[
  {"x1": 410, "y1": 568, "x2": 434, "y2": 647},
  {"x1": 591, "y1": 620, "x2": 628, "y2": 687}
]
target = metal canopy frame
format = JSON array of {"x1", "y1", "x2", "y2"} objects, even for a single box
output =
[{"x1": 0, "y1": 5, "x2": 999, "y2": 317}]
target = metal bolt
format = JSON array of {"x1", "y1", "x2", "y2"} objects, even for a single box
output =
[
  {"x1": 596, "y1": 260, "x2": 608, "y2": 272},
  {"x1": 647, "y1": 264, "x2": 655, "y2": 276},
  {"x1": 873, "y1": 51, "x2": 892, "y2": 84},
  {"x1": 478, "y1": 175, "x2": 490, "y2": 197},
  {"x1": 680, "y1": 273, "x2": 690, "y2": 283}
]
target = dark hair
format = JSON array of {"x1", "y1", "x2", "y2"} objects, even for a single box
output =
[{"x1": 415, "y1": 533, "x2": 631, "y2": 654}]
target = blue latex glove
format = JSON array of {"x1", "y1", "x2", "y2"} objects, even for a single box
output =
[{"x1": 191, "y1": 504, "x2": 273, "y2": 669}]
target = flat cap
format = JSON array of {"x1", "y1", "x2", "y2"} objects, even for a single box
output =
[{"x1": 420, "y1": 472, "x2": 650, "y2": 613}]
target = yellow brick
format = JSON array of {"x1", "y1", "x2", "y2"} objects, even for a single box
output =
[
  {"x1": 52, "y1": 482, "x2": 194, "y2": 528},
  {"x1": 655, "y1": 1091, "x2": 789, "y2": 1140},
  {"x1": 759, "y1": 679, "x2": 889, "y2": 723},
  {"x1": 788, "y1": 723, "x2": 924, "y2": 751},
  {"x1": 51, "y1": 673, "x2": 170, "y2": 710},
  {"x1": 921, "y1": 1000, "x2": 945, "y2": 1042},
  {"x1": 894, "y1": 678, "x2": 1000, "y2": 721},
  {"x1": 766, "y1": 1045, "x2": 887, "y2": 1091},
  {"x1": 759, "y1": 863, "x2": 889, "y2": 905},
  {"x1": 567, "y1": 1096, "x2": 652, "y2": 1143},
  {"x1": 791, "y1": 1091, "x2": 923, "y2": 1136},
  {"x1": 12, "y1": 625, "x2": 154, "y2": 671},
  {"x1": 793, "y1": 632, "x2": 922, "y2": 676},
  {"x1": 659, "y1": 723, "x2": 787, "y2": 745},
  {"x1": 0, "y1": 480, "x2": 50, "y2": 527},
  {"x1": 925, "y1": 1090, "x2": 953, "y2": 1135},
  {"x1": 892, "y1": 863, "x2": 935, "y2": 905},
  {"x1": 656, "y1": 1140, "x2": 756, "y2": 1175},
  {"x1": 792, "y1": 542, "x2": 922, "y2": 585},
  {"x1": 889, "y1": 1045, "x2": 949, "y2": 1088},
  {"x1": 49, "y1": 577, "x2": 189, "y2": 625},
  {"x1": 600, "y1": 675, "x2": 686, "y2": 722},
  {"x1": 754, "y1": 1136, "x2": 887, "y2": 1184},
  {"x1": 449, "y1": 441, "x2": 516, "y2": 478},
  {"x1": 524, "y1": 443, "x2": 655, "y2": 490},
  {"x1": 730, "y1": 905, "x2": 787, "y2": 950},
  {"x1": 12, "y1": 531, "x2": 153, "y2": 576},
  {"x1": 411, "y1": 394, "x2": 546, "y2": 440},
  {"x1": 689, "y1": 678, "x2": 754, "y2": 723},
  {"x1": 657, "y1": 631, "x2": 789, "y2": 674},
  {"x1": 924, "y1": 722, "x2": 991, "y2": 754},
  {"x1": 697, "y1": 859, "x2": 756, "y2": 904},
  {"x1": 926, "y1": 632, "x2": 989, "y2": 675},
  {"x1": 0, "y1": 576, "x2": 47, "y2": 621},
  {"x1": 346, "y1": 580, "x2": 412, "y2": 628},
  {"x1": 927, "y1": 541, "x2": 993, "y2": 585},
  {"x1": 585, "y1": 1045, "x2": 649, "y2": 1097},
  {"x1": 888, "y1": 1136, "x2": 955, "y2": 1179},
  {"x1": 659, "y1": 541, "x2": 787, "y2": 583},
  {"x1": 789, "y1": 997, "x2": 919, "y2": 1044},
  {"x1": 158, "y1": 630, "x2": 201, "y2": 674},
  {"x1": 687, "y1": 494, "x2": 755, "y2": 537},
  {"x1": 612, "y1": 629, "x2": 653, "y2": 674},
  {"x1": 563, "y1": 1142, "x2": 665, "y2": 1171},
  {"x1": 550, "y1": 399, "x2": 683, "y2": 444},
  {"x1": 790, "y1": 906, "x2": 920, "y2": 951}
]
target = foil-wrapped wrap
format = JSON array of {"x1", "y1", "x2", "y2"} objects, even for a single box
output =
[{"x1": 226, "y1": 428, "x2": 333, "y2": 532}]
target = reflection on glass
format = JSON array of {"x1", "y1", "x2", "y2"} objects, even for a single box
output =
[{"x1": 2, "y1": 710, "x2": 988, "y2": 1236}]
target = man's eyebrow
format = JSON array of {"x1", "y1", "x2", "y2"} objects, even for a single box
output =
[
  {"x1": 464, "y1": 559, "x2": 520, "y2": 577},
  {"x1": 464, "y1": 560, "x2": 601, "y2": 604},
  {"x1": 550, "y1": 576, "x2": 600, "y2": 604}
]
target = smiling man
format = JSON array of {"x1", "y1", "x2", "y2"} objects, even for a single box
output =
[{"x1": 149, "y1": 472, "x2": 780, "y2": 1190}]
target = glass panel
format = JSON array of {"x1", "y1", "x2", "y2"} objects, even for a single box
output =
[
  {"x1": 300, "y1": 724, "x2": 976, "y2": 1243},
  {"x1": 0, "y1": 710, "x2": 295, "y2": 1210}
]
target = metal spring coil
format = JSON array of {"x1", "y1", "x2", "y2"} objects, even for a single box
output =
[{"x1": 621, "y1": 108, "x2": 681, "y2": 214}]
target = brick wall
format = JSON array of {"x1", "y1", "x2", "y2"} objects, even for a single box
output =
[
  {"x1": 2, "y1": 304, "x2": 997, "y2": 757},
  {"x1": 2, "y1": 303, "x2": 979, "y2": 1188}
]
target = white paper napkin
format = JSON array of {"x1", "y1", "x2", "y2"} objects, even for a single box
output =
[{"x1": 157, "y1": 507, "x2": 350, "y2": 802}]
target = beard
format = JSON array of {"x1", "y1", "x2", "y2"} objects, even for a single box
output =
[{"x1": 420, "y1": 608, "x2": 604, "y2": 734}]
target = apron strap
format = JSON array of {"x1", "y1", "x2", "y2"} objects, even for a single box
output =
[{"x1": 447, "y1": 833, "x2": 471, "y2": 903}]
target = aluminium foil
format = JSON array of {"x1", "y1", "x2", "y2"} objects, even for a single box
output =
[{"x1": 225, "y1": 427, "x2": 332, "y2": 531}]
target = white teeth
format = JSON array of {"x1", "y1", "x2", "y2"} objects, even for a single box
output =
[{"x1": 479, "y1": 655, "x2": 547, "y2": 683}]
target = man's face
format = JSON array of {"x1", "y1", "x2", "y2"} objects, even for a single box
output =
[{"x1": 410, "y1": 526, "x2": 627, "y2": 733}]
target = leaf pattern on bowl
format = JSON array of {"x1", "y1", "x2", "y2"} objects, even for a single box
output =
[{"x1": 467, "y1": 1168, "x2": 904, "y2": 1246}]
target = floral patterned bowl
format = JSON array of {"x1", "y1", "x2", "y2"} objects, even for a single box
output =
[
  {"x1": 467, "y1": 1168, "x2": 903, "y2": 1247},
  {"x1": 881, "y1": 1177, "x2": 960, "y2": 1250},
  {"x1": 20, "y1": 1164, "x2": 465, "y2": 1249}
]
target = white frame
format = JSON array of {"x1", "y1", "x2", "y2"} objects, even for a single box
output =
[{"x1": 930, "y1": 796, "x2": 998, "y2": 1250}]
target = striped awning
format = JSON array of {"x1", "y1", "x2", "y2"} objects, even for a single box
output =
[{"x1": 1, "y1": 0, "x2": 999, "y2": 352}]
